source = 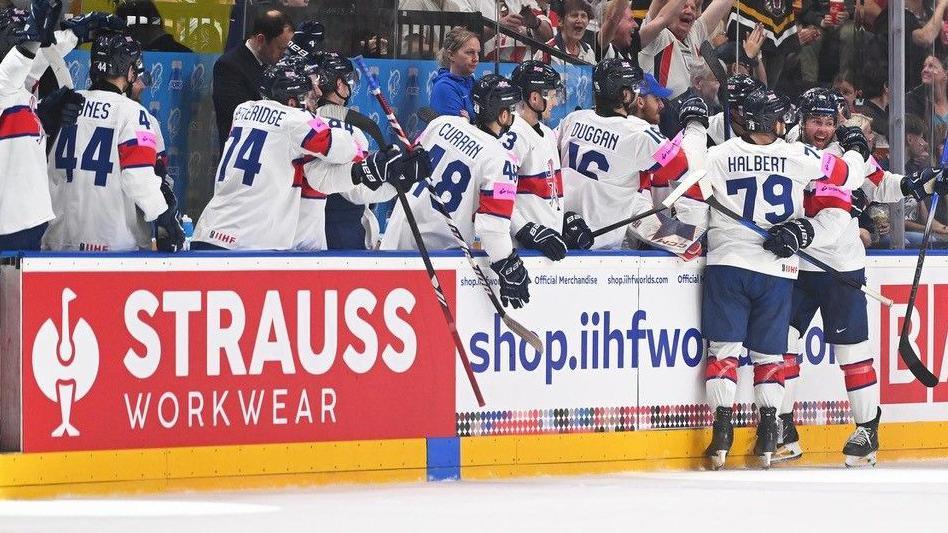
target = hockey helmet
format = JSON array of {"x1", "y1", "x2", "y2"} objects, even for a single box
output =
[
  {"x1": 510, "y1": 60, "x2": 565, "y2": 101},
  {"x1": 798, "y1": 87, "x2": 839, "y2": 122},
  {"x1": 316, "y1": 52, "x2": 358, "y2": 94},
  {"x1": 90, "y1": 32, "x2": 145, "y2": 82},
  {"x1": 472, "y1": 73, "x2": 522, "y2": 125},
  {"x1": 725, "y1": 74, "x2": 765, "y2": 108},
  {"x1": 260, "y1": 56, "x2": 314, "y2": 107},
  {"x1": 593, "y1": 58, "x2": 642, "y2": 103},
  {"x1": 739, "y1": 89, "x2": 789, "y2": 134}
]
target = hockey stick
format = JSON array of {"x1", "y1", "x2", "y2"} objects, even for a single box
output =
[
  {"x1": 698, "y1": 41, "x2": 730, "y2": 139},
  {"x1": 592, "y1": 169, "x2": 707, "y2": 237},
  {"x1": 704, "y1": 195, "x2": 895, "y2": 307},
  {"x1": 896, "y1": 137, "x2": 948, "y2": 388},
  {"x1": 318, "y1": 103, "x2": 387, "y2": 148},
  {"x1": 352, "y1": 56, "x2": 545, "y2": 354}
]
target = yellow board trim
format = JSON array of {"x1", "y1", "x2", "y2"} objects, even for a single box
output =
[{"x1": 1, "y1": 422, "x2": 947, "y2": 498}]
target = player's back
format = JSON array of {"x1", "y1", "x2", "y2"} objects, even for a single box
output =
[
  {"x1": 558, "y1": 109, "x2": 666, "y2": 248},
  {"x1": 0, "y1": 49, "x2": 52, "y2": 236},
  {"x1": 381, "y1": 115, "x2": 516, "y2": 255},
  {"x1": 196, "y1": 100, "x2": 330, "y2": 250},
  {"x1": 46, "y1": 90, "x2": 165, "y2": 251},
  {"x1": 704, "y1": 137, "x2": 827, "y2": 278}
]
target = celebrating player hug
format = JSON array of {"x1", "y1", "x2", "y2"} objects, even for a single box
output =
[{"x1": 4, "y1": 0, "x2": 948, "y2": 498}]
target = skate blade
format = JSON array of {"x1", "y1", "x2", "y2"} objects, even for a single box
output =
[
  {"x1": 759, "y1": 451, "x2": 773, "y2": 470},
  {"x1": 844, "y1": 451, "x2": 877, "y2": 468},
  {"x1": 710, "y1": 451, "x2": 727, "y2": 470},
  {"x1": 771, "y1": 442, "x2": 803, "y2": 464}
]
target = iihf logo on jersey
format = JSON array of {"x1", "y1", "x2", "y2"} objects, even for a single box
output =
[
  {"x1": 150, "y1": 63, "x2": 164, "y2": 96},
  {"x1": 387, "y1": 69, "x2": 402, "y2": 99},
  {"x1": 190, "y1": 62, "x2": 207, "y2": 91},
  {"x1": 31, "y1": 289, "x2": 100, "y2": 438},
  {"x1": 167, "y1": 108, "x2": 181, "y2": 140}
]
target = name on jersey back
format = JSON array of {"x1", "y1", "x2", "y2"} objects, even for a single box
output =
[
  {"x1": 569, "y1": 122, "x2": 619, "y2": 151},
  {"x1": 726, "y1": 155, "x2": 787, "y2": 174},
  {"x1": 436, "y1": 122, "x2": 483, "y2": 159},
  {"x1": 233, "y1": 104, "x2": 288, "y2": 128},
  {"x1": 80, "y1": 100, "x2": 112, "y2": 120}
]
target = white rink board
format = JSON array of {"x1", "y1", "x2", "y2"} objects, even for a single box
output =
[{"x1": 455, "y1": 253, "x2": 948, "y2": 432}]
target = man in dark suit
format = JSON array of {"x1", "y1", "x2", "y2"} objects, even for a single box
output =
[{"x1": 213, "y1": 10, "x2": 293, "y2": 153}]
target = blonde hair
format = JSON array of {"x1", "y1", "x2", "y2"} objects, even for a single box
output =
[
  {"x1": 439, "y1": 27, "x2": 479, "y2": 69},
  {"x1": 845, "y1": 113, "x2": 872, "y2": 131}
]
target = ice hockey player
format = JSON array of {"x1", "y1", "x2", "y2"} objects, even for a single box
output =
[
  {"x1": 558, "y1": 58, "x2": 702, "y2": 254},
  {"x1": 0, "y1": 0, "x2": 62, "y2": 251},
  {"x1": 194, "y1": 57, "x2": 426, "y2": 251},
  {"x1": 43, "y1": 32, "x2": 182, "y2": 252},
  {"x1": 773, "y1": 87, "x2": 948, "y2": 467},
  {"x1": 293, "y1": 52, "x2": 421, "y2": 250},
  {"x1": 699, "y1": 88, "x2": 870, "y2": 469},
  {"x1": 380, "y1": 73, "x2": 532, "y2": 309},
  {"x1": 706, "y1": 73, "x2": 766, "y2": 146},
  {"x1": 507, "y1": 60, "x2": 593, "y2": 260}
]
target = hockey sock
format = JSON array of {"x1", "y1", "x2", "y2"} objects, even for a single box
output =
[
  {"x1": 835, "y1": 343, "x2": 880, "y2": 424},
  {"x1": 780, "y1": 353, "x2": 800, "y2": 417},
  {"x1": 752, "y1": 353, "x2": 785, "y2": 410},
  {"x1": 705, "y1": 355, "x2": 738, "y2": 412}
]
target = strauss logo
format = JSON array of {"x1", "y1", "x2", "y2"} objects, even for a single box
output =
[{"x1": 31, "y1": 289, "x2": 100, "y2": 438}]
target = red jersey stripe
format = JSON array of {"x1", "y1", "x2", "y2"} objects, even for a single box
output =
[
  {"x1": 477, "y1": 191, "x2": 514, "y2": 219},
  {"x1": 0, "y1": 105, "x2": 41, "y2": 140},
  {"x1": 118, "y1": 139, "x2": 157, "y2": 169}
]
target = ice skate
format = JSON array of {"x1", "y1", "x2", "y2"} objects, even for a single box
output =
[
  {"x1": 754, "y1": 407, "x2": 779, "y2": 469},
  {"x1": 772, "y1": 413, "x2": 802, "y2": 463},
  {"x1": 705, "y1": 406, "x2": 733, "y2": 470},
  {"x1": 844, "y1": 408, "x2": 880, "y2": 467}
]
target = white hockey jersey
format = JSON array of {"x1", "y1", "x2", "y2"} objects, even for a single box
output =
[
  {"x1": 194, "y1": 100, "x2": 359, "y2": 250},
  {"x1": 557, "y1": 109, "x2": 689, "y2": 249},
  {"x1": 26, "y1": 30, "x2": 79, "y2": 93},
  {"x1": 380, "y1": 115, "x2": 519, "y2": 263},
  {"x1": 44, "y1": 88, "x2": 168, "y2": 251},
  {"x1": 702, "y1": 137, "x2": 866, "y2": 279},
  {"x1": 0, "y1": 47, "x2": 53, "y2": 236},
  {"x1": 507, "y1": 114, "x2": 563, "y2": 240}
]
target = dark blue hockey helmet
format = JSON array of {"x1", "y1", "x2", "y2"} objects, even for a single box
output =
[
  {"x1": 260, "y1": 55, "x2": 314, "y2": 107},
  {"x1": 739, "y1": 89, "x2": 789, "y2": 134},
  {"x1": 90, "y1": 32, "x2": 145, "y2": 82},
  {"x1": 798, "y1": 87, "x2": 839, "y2": 122},
  {"x1": 593, "y1": 58, "x2": 642, "y2": 105},
  {"x1": 472, "y1": 73, "x2": 522, "y2": 126}
]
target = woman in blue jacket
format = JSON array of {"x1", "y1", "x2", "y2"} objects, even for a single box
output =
[{"x1": 430, "y1": 27, "x2": 480, "y2": 119}]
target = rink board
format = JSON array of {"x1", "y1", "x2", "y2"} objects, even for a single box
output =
[{"x1": 1, "y1": 251, "x2": 947, "y2": 496}]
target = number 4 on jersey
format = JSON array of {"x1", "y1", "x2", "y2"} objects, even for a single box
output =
[{"x1": 54, "y1": 126, "x2": 116, "y2": 186}]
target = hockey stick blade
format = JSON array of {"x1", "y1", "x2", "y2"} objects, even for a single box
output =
[
  {"x1": 899, "y1": 336, "x2": 938, "y2": 387},
  {"x1": 699, "y1": 41, "x2": 727, "y2": 94},
  {"x1": 592, "y1": 170, "x2": 706, "y2": 238},
  {"x1": 502, "y1": 315, "x2": 544, "y2": 353},
  {"x1": 705, "y1": 196, "x2": 894, "y2": 307},
  {"x1": 417, "y1": 106, "x2": 441, "y2": 124}
]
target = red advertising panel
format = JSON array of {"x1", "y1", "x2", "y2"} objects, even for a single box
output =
[{"x1": 20, "y1": 267, "x2": 456, "y2": 452}]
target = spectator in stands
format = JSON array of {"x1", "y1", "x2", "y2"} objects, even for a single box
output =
[
  {"x1": 639, "y1": 0, "x2": 735, "y2": 99},
  {"x1": 725, "y1": 0, "x2": 794, "y2": 87},
  {"x1": 399, "y1": 0, "x2": 463, "y2": 9},
  {"x1": 213, "y1": 10, "x2": 293, "y2": 153},
  {"x1": 714, "y1": 23, "x2": 767, "y2": 82},
  {"x1": 459, "y1": 0, "x2": 553, "y2": 62},
  {"x1": 430, "y1": 26, "x2": 479, "y2": 118},
  {"x1": 597, "y1": 0, "x2": 688, "y2": 63},
  {"x1": 534, "y1": 0, "x2": 596, "y2": 64},
  {"x1": 853, "y1": 61, "x2": 888, "y2": 139},
  {"x1": 907, "y1": 54, "x2": 948, "y2": 144},
  {"x1": 796, "y1": 0, "x2": 849, "y2": 85},
  {"x1": 833, "y1": 70, "x2": 857, "y2": 115},
  {"x1": 871, "y1": 0, "x2": 948, "y2": 90},
  {"x1": 904, "y1": 115, "x2": 948, "y2": 248},
  {"x1": 659, "y1": 62, "x2": 721, "y2": 137},
  {"x1": 115, "y1": 0, "x2": 193, "y2": 52},
  {"x1": 905, "y1": 114, "x2": 933, "y2": 174}
]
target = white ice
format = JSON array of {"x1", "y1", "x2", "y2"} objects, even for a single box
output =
[{"x1": 1, "y1": 461, "x2": 946, "y2": 533}]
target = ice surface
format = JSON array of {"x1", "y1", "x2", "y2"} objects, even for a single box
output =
[{"x1": 1, "y1": 461, "x2": 946, "y2": 533}]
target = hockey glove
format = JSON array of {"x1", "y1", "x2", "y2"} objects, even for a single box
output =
[
  {"x1": 490, "y1": 251, "x2": 531, "y2": 309},
  {"x1": 762, "y1": 218, "x2": 815, "y2": 258},
  {"x1": 36, "y1": 87, "x2": 84, "y2": 138},
  {"x1": 678, "y1": 96, "x2": 709, "y2": 129},
  {"x1": 155, "y1": 178, "x2": 185, "y2": 252},
  {"x1": 62, "y1": 12, "x2": 125, "y2": 44},
  {"x1": 836, "y1": 125, "x2": 871, "y2": 162},
  {"x1": 562, "y1": 211, "x2": 594, "y2": 250},
  {"x1": 901, "y1": 167, "x2": 942, "y2": 200},
  {"x1": 18, "y1": 0, "x2": 63, "y2": 46},
  {"x1": 290, "y1": 20, "x2": 325, "y2": 58},
  {"x1": 393, "y1": 144, "x2": 433, "y2": 193},
  {"x1": 351, "y1": 145, "x2": 403, "y2": 191},
  {"x1": 850, "y1": 188, "x2": 868, "y2": 218},
  {"x1": 516, "y1": 223, "x2": 567, "y2": 261}
]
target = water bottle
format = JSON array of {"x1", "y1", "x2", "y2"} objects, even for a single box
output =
[
  {"x1": 170, "y1": 60, "x2": 183, "y2": 91},
  {"x1": 181, "y1": 215, "x2": 194, "y2": 251}
]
